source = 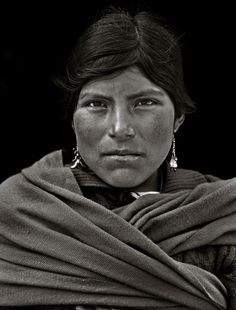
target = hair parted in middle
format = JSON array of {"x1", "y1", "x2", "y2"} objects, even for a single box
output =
[{"x1": 57, "y1": 6, "x2": 196, "y2": 122}]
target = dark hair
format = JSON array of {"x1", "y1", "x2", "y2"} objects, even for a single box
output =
[{"x1": 57, "y1": 7, "x2": 196, "y2": 122}]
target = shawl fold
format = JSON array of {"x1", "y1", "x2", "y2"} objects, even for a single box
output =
[{"x1": 0, "y1": 150, "x2": 235, "y2": 309}]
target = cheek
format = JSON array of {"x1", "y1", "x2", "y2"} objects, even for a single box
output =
[
  {"x1": 73, "y1": 112, "x2": 101, "y2": 146},
  {"x1": 143, "y1": 113, "x2": 174, "y2": 142}
]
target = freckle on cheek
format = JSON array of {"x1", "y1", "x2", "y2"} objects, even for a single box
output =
[
  {"x1": 75, "y1": 122, "x2": 96, "y2": 145},
  {"x1": 75, "y1": 117, "x2": 89, "y2": 132},
  {"x1": 151, "y1": 123, "x2": 172, "y2": 142}
]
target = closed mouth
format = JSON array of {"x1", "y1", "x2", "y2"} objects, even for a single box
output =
[{"x1": 103, "y1": 150, "x2": 143, "y2": 156}]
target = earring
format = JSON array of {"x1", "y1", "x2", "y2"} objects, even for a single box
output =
[
  {"x1": 71, "y1": 146, "x2": 87, "y2": 169},
  {"x1": 169, "y1": 136, "x2": 178, "y2": 172}
]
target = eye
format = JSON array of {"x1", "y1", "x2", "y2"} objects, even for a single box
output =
[
  {"x1": 135, "y1": 98, "x2": 158, "y2": 108},
  {"x1": 86, "y1": 101, "x2": 108, "y2": 110}
]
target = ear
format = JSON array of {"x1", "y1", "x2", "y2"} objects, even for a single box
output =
[{"x1": 174, "y1": 114, "x2": 185, "y2": 133}]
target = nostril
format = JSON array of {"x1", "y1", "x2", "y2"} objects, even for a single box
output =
[
  {"x1": 126, "y1": 126, "x2": 135, "y2": 137},
  {"x1": 108, "y1": 124, "x2": 135, "y2": 138}
]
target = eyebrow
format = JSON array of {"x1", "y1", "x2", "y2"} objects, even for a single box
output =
[
  {"x1": 79, "y1": 89, "x2": 165, "y2": 101},
  {"x1": 127, "y1": 89, "x2": 165, "y2": 100}
]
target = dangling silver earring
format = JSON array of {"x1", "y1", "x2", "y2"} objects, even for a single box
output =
[
  {"x1": 71, "y1": 146, "x2": 87, "y2": 169},
  {"x1": 169, "y1": 135, "x2": 178, "y2": 172}
]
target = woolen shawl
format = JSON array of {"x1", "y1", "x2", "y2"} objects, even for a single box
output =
[{"x1": 0, "y1": 150, "x2": 236, "y2": 309}]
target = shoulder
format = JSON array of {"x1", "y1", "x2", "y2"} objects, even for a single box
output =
[
  {"x1": 164, "y1": 166, "x2": 221, "y2": 193},
  {"x1": 0, "y1": 307, "x2": 74, "y2": 309},
  {"x1": 0, "y1": 150, "x2": 63, "y2": 193},
  {"x1": 0, "y1": 150, "x2": 81, "y2": 211},
  {"x1": 0, "y1": 171, "x2": 25, "y2": 199}
]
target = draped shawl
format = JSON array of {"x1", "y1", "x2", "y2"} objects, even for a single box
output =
[{"x1": 0, "y1": 150, "x2": 236, "y2": 309}]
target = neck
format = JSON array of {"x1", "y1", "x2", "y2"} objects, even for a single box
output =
[{"x1": 129, "y1": 170, "x2": 160, "y2": 192}]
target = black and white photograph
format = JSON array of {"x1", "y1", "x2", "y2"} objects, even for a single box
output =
[{"x1": 0, "y1": 1, "x2": 235, "y2": 309}]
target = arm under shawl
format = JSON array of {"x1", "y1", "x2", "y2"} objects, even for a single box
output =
[{"x1": 0, "y1": 163, "x2": 236, "y2": 308}]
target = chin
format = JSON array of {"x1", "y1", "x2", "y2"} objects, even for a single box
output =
[
  {"x1": 109, "y1": 181, "x2": 140, "y2": 189},
  {"x1": 102, "y1": 171, "x2": 143, "y2": 189}
]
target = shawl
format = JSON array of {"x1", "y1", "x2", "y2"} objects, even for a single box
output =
[{"x1": 0, "y1": 150, "x2": 236, "y2": 309}]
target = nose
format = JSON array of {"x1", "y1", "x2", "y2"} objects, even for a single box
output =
[{"x1": 108, "y1": 107, "x2": 136, "y2": 140}]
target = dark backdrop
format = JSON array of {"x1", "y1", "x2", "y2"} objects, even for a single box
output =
[{"x1": 1, "y1": 1, "x2": 235, "y2": 183}]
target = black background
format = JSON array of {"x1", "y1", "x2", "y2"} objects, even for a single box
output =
[{"x1": 1, "y1": 1, "x2": 235, "y2": 183}]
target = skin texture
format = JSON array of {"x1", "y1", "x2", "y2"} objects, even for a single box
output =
[{"x1": 73, "y1": 66, "x2": 184, "y2": 191}]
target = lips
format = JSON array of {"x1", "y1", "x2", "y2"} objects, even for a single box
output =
[{"x1": 102, "y1": 149, "x2": 144, "y2": 156}]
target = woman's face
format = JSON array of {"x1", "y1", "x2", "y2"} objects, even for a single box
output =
[{"x1": 73, "y1": 66, "x2": 184, "y2": 191}]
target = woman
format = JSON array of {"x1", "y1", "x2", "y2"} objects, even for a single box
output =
[{"x1": 0, "y1": 7, "x2": 236, "y2": 310}]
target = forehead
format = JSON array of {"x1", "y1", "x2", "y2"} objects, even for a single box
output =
[{"x1": 79, "y1": 66, "x2": 165, "y2": 98}]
